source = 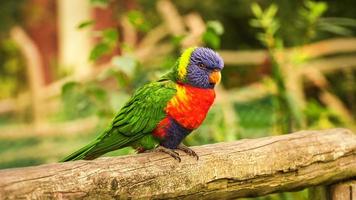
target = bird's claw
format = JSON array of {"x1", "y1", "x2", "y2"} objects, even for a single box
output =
[
  {"x1": 177, "y1": 144, "x2": 199, "y2": 160},
  {"x1": 145, "y1": 144, "x2": 198, "y2": 162},
  {"x1": 146, "y1": 146, "x2": 181, "y2": 162}
]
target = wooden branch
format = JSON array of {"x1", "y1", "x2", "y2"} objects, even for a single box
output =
[
  {"x1": 216, "y1": 82, "x2": 274, "y2": 104},
  {"x1": 298, "y1": 38, "x2": 356, "y2": 59},
  {"x1": 319, "y1": 91, "x2": 354, "y2": 125},
  {"x1": 121, "y1": 16, "x2": 138, "y2": 48},
  {"x1": 219, "y1": 37, "x2": 356, "y2": 66},
  {"x1": 135, "y1": 24, "x2": 169, "y2": 56},
  {"x1": 10, "y1": 26, "x2": 45, "y2": 125},
  {"x1": 156, "y1": 0, "x2": 186, "y2": 36},
  {"x1": 181, "y1": 12, "x2": 206, "y2": 48},
  {"x1": 218, "y1": 49, "x2": 267, "y2": 65},
  {"x1": 301, "y1": 55, "x2": 356, "y2": 73},
  {"x1": 0, "y1": 128, "x2": 355, "y2": 199}
]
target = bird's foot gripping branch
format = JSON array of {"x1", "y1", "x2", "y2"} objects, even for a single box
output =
[{"x1": 0, "y1": 128, "x2": 356, "y2": 199}]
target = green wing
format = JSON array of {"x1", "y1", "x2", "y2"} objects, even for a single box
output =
[
  {"x1": 60, "y1": 80, "x2": 177, "y2": 161},
  {"x1": 112, "y1": 81, "x2": 176, "y2": 135}
]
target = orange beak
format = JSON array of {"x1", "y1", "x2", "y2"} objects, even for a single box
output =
[{"x1": 209, "y1": 71, "x2": 221, "y2": 84}]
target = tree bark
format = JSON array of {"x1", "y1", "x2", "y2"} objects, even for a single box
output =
[{"x1": 0, "y1": 128, "x2": 355, "y2": 199}]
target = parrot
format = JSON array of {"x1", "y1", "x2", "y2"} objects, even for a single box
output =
[{"x1": 60, "y1": 47, "x2": 224, "y2": 162}]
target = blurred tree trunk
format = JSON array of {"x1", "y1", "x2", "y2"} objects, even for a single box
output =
[
  {"x1": 10, "y1": 27, "x2": 45, "y2": 126},
  {"x1": 58, "y1": 0, "x2": 92, "y2": 77},
  {"x1": 23, "y1": 0, "x2": 57, "y2": 84}
]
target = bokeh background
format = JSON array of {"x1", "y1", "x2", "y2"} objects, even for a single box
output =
[{"x1": 0, "y1": 0, "x2": 355, "y2": 199}]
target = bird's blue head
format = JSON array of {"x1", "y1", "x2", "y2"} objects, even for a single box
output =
[{"x1": 174, "y1": 47, "x2": 224, "y2": 89}]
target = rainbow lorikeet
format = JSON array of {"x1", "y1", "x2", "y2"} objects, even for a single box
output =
[{"x1": 61, "y1": 47, "x2": 224, "y2": 162}]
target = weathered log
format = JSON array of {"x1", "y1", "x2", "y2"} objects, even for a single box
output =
[{"x1": 0, "y1": 128, "x2": 355, "y2": 199}]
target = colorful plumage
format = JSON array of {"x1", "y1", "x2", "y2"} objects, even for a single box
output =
[{"x1": 61, "y1": 47, "x2": 224, "y2": 162}]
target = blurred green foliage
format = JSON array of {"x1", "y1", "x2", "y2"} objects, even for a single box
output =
[
  {"x1": 61, "y1": 81, "x2": 112, "y2": 119},
  {"x1": 77, "y1": 20, "x2": 95, "y2": 29},
  {"x1": 0, "y1": 39, "x2": 26, "y2": 98},
  {"x1": 90, "y1": 0, "x2": 110, "y2": 8},
  {"x1": 0, "y1": 0, "x2": 26, "y2": 99},
  {"x1": 90, "y1": 28, "x2": 119, "y2": 61},
  {"x1": 127, "y1": 10, "x2": 151, "y2": 32},
  {"x1": 249, "y1": 0, "x2": 355, "y2": 133},
  {"x1": 250, "y1": 2, "x2": 302, "y2": 133},
  {"x1": 203, "y1": 20, "x2": 224, "y2": 49},
  {"x1": 0, "y1": 0, "x2": 25, "y2": 36}
]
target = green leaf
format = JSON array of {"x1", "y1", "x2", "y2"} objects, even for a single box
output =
[
  {"x1": 127, "y1": 10, "x2": 150, "y2": 32},
  {"x1": 202, "y1": 30, "x2": 220, "y2": 49},
  {"x1": 306, "y1": 1, "x2": 327, "y2": 18},
  {"x1": 269, "y1": 21, "x2": 280, "y2": 35},
  {"x1": 90, "y1": 0, "x2": 109, "y2": 7},
  {"x1": 61, "y1": 81, "x2": 79, "y2": 96},
  {"x1": 320, "y1": 17, "x2": 356, "y2": 27},
  {"x1": 265, "y1": 4, "x2": 278, "y2": 18},
  {"x1": 89, "y1": 43, "x2": 110, "y2": 61},
  {"x1": 251, "y1": 3, "x2": 263, "y2": 18},
  {"x1": 87, "y1": 84, "x2": 108, "y2": 102},
  {"x1": 102, "y1": 28, "x2": 118, "y2": 45},
  {"x1": 206, "y1": 20, "x2": 224, "y2": 35},
  {"x1": 77, "y1": 20, "x2": 94, "y2": 29},
  {"x1": 249, "y1": 19, "x2": 261, "y2": 28},
  {"x1": 317, "y1": 22, "x2": 353, "y2": 36},
  {"x1": 170, "y1": 35, "x2": 186, "y2": 47},
  {"x1": 302, "y1": 1, "x2": 327, "y2": 22}
]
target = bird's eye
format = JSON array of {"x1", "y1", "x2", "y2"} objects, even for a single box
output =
[{"x1": 198, "y1": 63, "x2": 206, "y2": 68}]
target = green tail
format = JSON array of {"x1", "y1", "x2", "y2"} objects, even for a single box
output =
[
  {"x1": 60, "y1": 140, "x2": 99, "y2": 162},
  {"x1": 60, "y1": 128, "x2": 139, "y2": 162}
]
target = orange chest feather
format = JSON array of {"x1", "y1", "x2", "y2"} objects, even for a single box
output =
[{"x1": 165, "y1": 84, "x2": 215, "y2": 130}]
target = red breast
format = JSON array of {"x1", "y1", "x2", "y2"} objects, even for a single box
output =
[{"x1": 165, "y1": 83, "x2": 215, "y2": 130}]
